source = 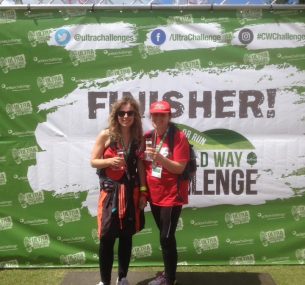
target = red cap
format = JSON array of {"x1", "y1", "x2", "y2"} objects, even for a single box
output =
[{"x1": 150, "y1": 101, "x2": 171, "y2": 114}]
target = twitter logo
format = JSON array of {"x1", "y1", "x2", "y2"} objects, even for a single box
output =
[{"x1": 55, "y1": 29, "x2": 71, "y2": 46}]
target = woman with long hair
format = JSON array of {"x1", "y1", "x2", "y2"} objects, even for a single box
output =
[{"x1": 91, "y1": 96, "x2": 147, "y2": 285}]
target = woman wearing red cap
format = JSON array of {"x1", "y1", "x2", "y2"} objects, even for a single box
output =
[
  {"x1": 143, "y1": 100, "x2": 190, "y2": 285},
  {"x1": 91, "y1": 96, "x2": 147, "y2": 285}
]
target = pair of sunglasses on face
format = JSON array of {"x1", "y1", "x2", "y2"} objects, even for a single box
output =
[{"x1": 117, "y1": 110, "x2": 135, "y2": 117}]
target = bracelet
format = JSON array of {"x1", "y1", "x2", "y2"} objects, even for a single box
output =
[{"x1": 140, "y1": 186, "x2": 147, "y2": 192}]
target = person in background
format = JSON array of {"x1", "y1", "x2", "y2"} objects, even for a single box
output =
[
  {"x1": 91, "y1": 96, "x2": 148, "y2": 285},
  {"x1": 143, "y1": 100, "x2": 190, "y2": 285}
]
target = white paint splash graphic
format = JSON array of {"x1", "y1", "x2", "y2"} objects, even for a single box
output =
[
  {"x1": 145, "y1": 23, "x2": 226, "y2": 51},
  {"x1": 232, "y1": 23, "x2": 305, "y2": 50},
  {"x1": 48, "y1": 23, "x2": 137, "y2": 51},
  {"x1": 27, "y1": 64, "x2": 305, "y2": 216}
]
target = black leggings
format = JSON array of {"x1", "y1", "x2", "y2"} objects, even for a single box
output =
[
  {"x1": 99, "y1": 234, "x2": 132, "y2": 285},
  {"x1": 150, "y1": 204, "x2": 182, "y2": 284}
]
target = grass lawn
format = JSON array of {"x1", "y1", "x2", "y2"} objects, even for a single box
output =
[{"x1": 0, "y1": 265, "x2": 304, "y2": 285}]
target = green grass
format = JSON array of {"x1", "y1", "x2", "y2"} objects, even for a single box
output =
[{"x1": 0, "y1": 265, "x2": 304, "y2": 285}]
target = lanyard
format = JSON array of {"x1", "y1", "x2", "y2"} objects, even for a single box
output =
[
  {"x1": 120, "y1": 138, "x2": 132, "y2": 180},
  {"x1": 153, "y1": 127, "x2": 169, "y2": 155},
  {"x1": 120, "y1": 138, "x2": 131, "y2": 161}
]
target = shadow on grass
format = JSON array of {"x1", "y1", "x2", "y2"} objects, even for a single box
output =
[{"x1": 61, "y1": 271, "x2": 277, "y2": 285}]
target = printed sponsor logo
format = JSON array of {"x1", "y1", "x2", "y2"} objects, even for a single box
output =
[
  {"x1": 103, "y1": 49, "x2": 133, "y2": 58},
  {"x1": 8, "y1": 130, "x2": 34, "y2": 137},
  {"x1": 13, "y1": 174, "x2": 29, "y2": 182},
  {"x1": 260, "y1": 229, "x2": 286, "y2": 247},
  {"x1": 60, "y1": 251, "x2": 86, "y2": 265},
  {"x1": 28, "y1": 29, "x2": 53, "y2": 47},
  {"x1": 201, "y1": 17, "x2": 230, "y2": 24},
  {"x1": 0, "y1": 245, "x2": 17, "y2": 252},
  {"x1": 244, "y1": 51, "x2": 270, "y2": 65},
  {"x1": 20, "y1": 218, "x2": 48, "y2": 226},
  {"x1": 296, "y1": 248, "x2": 305, "y2": 264},
  {"x1": 0, "y1": 39, "x2": 22, "y2": 46},
  {"x1": 55, "y1": 208, "x2": 81, "y2": 226},
  {"x1": 0, "y1": 10, "x2": 16, "y2": 24},
  {"x1": 53, "y1": 192, "x2": 80, "y2": 199},
  {"x1": 11, "y1": 146, "x2": 38, "y2": 164},
  {"x1": 291, "y1": 205, "x2": 305, "y2": 221},
  {"x1": 6, "y1": 101, "x2": 33, "y2": 119},
  {"x1": 106, "y1": 67, "x2": 132, "y2": 83},
  {"x1": 193, "y1": 236, "x2": 219, "y2": 254},
  {"x1": 273, "y1": 10, "x2": 300, "y2": 17},
  {"x1": 91, "y1": 228, "x2": 99, "y2": 244},
  {"x1": 0, "y1": 259, "x2": 19, "y2": 268},
  {"x1": 175, "y1": 59, "x2": 201, "y2": 71},
  {"x1": 176, "y1": 217, "x2": 184, "y2": 231},
  {"x1": 230, "y1": 254, "x2": 255, "y2": 265},
  {"x1": 24, "y1": 234, "x2": 50, "y2": 252},
  {"x1": 18, "y1": 192, "x2": 44, "y2": 208},
  {"x1": 2, "y1": 83, "x2": 31, "y2": 92},
  {"x1": 131, "y1": 244, "x2": 152, "y2": 260},
  {"x1": 33, "y1": 56, "x2": 63, "y2": 65},
  {"x1": 236, "y1": 9, "x2": 262, "y2": 20},
  {"x1": 167, "y1": 14, "x2": 193, "y2": 25},
  {"x1": 292, "y1": 231, "x2": 305, "y2": 239},
  {"x1": 225, "y1": 210, "x2": 251, "y2": 228},
  {"x1": 0, "y1": 216, "x2": 13, "y2": 231},
  {"x1": 25, "y1": 11, "x2": 54, "y2": 19},
  {"x1": 257, "y1": 212, "x2": 286, "y2": 221},
  {"x1": 0, "y1": 201, "x2": 13, "y2": 207},
  {"x1": 221, "y1": 32, "x2": 234, "y2": 44},
  {"x1": 69, "y1": 50, "x2": 96, "y2": 66},
  {"x1": 0, "y1": 172, "x2": 7, "y2": 186},
  {"x1": 277, "y1": 53, "x2": 305, "y2": 62},
  {"x1": 37, "y1": 74, "x2": 64, "y2": 93},
  {"x1": 190, "y1": 219, "x2": 219, "y2": 228},
  {"x1": 61, "y1": 9, "x2": 87, "y2": 19},
  {"x1": 57, "y1": 236, "x2": 85, "y2": 244},
  {"x1": 177, "y1": 246, "x2": 188, "y2": 253},
  {"x1": 226, "y1": 238, "x2": 254, "y2": 246},
  {"x1": 262, "y1": 256, "x2": 290, "y2": 264},
  {"x1": 0, "y1": 54, "x2": 26, "y2": 73},
  {"x1": 138, "y1": 43, "x2": 163, "y2": 59}
]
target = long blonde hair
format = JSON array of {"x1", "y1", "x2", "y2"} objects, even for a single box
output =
[{"x1": 108, "y1": 96, "x2": 143, "y2": 143}]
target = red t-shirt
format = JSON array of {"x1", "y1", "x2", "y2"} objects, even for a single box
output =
[
  {"x1": 144, "y1": 129, "x2": 190, "y2": 206},
  {"x1": 103, "y1": 146, "x2": 125, "y2": 181}
]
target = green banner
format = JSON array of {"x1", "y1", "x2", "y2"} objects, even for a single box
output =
[{"x1": 1, "y1": 8, "x2": 305, "y2": 268}]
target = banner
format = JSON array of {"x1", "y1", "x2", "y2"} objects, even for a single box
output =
[{"x1": 0, "y1": 8, "x2": 305, "y2": 268}]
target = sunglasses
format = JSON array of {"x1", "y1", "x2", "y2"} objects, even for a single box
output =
[{"x1": 117, "y1": 111, "x2": 135, "y2": 117}]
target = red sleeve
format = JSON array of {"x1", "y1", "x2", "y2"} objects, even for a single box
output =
[{"x1": 173, "y1": 130, "x2": 190, "y2": 162}]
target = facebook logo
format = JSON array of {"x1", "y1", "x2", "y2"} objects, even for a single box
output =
[{"x1": 151, "y1": 29, "x2": 166, "y2": 46}]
